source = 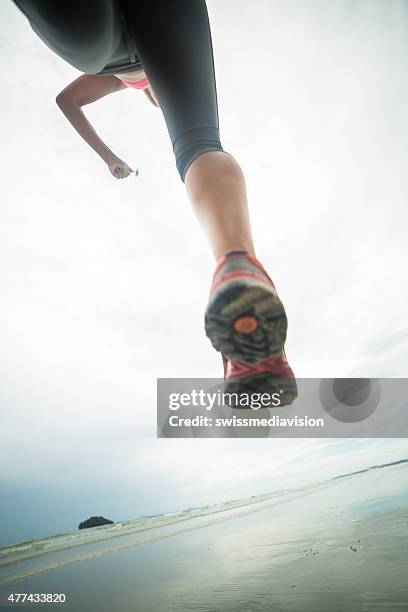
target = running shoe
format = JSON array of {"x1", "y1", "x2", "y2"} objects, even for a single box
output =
[{"x1": 205, "y1": 251, "x2": 297, "y2": 407}]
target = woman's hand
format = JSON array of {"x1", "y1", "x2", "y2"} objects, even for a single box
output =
[{"x1": 107, "y1": 158, "x2": 134, "y2": 179}]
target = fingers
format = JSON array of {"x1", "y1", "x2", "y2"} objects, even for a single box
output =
[
  {"x1": 113, "y1": 166, "x2": 124, "y2": 179},
  {"x1": 110, "y1": 164, "x2": 133, "y2": 179},
  {"x1": 120, "y1": 167, "x2": 132, "y2": 179}
]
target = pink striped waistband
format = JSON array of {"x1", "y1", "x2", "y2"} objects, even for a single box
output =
[{"x1": 121, "y1": 77, "x2": 150, "y2": 90}]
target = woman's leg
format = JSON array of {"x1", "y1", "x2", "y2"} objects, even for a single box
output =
[
  {"x1": 122, "y1": 0, "x2": 254, "y2": 261},
  {"x1": 185, "y1": 151, "x2": 255, "y2": 261},
  {"x1": 126, "y1": 0, "x2": 296, "y2": 402}
]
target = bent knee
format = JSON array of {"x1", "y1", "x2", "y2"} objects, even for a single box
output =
[{"x1": 174, "y1": 126, "x2": 223, "y2": 182}]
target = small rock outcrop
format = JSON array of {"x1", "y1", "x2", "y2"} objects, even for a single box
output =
[{"x1": 78, "y1": 516, "x2": 114, "y2": 530}]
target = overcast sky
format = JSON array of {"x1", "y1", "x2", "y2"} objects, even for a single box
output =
[{"x1": 1, "y1": 0, "x2": 408, "y2": 546}]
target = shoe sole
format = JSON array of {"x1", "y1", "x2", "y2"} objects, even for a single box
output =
[{"x1": 205, "y1": 279, "x2": 288, "y2": 363}]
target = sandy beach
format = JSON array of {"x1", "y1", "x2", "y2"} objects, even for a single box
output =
[{"x1": 0, "y1": 461, "x2": 407, "y2": 611}]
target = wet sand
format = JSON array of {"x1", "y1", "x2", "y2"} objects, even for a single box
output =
[{"x1": 1, "y1": 462, "x2": 407, "y2": 611}]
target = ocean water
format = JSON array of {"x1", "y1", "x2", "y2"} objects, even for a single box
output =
[{"x1": 0, "y1": 461, "x2": 407, "y2": 611}]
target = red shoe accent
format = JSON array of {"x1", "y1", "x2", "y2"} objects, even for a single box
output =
[
  {"x1": 211, "y1": 270, "x2": 275, "y2": 292},
  {"x1": 225, "y1": 351, "x2": 295, "y2": 381},
  {"x1": 211, "y1": 252, "x2": 275, "y2": 292}
]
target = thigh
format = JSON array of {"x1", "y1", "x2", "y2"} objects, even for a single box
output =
[
  {"x1": 122, "y1": 0, "x2": 223, "y2": 180},
  {"x1": 13, "y1": 0, "x2": 122, "y2": 74}
]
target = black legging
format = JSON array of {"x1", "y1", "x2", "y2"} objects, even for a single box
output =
[{"x1": 12, "y1": 0, "x2": 224, "y2": 181}]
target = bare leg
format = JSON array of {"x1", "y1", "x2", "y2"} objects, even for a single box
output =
[{"x1": 185, "y1": 151, "x2": 255, "y2": 261}]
